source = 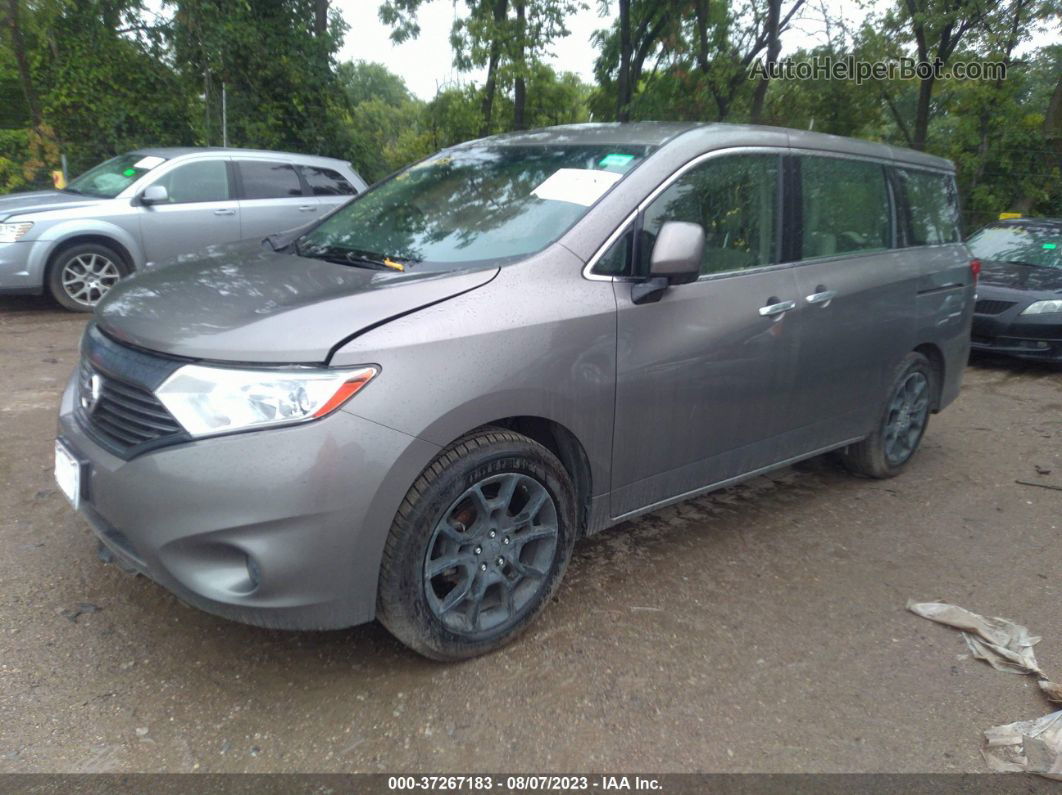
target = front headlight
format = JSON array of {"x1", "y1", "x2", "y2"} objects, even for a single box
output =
[
  {"x1": 155, "y1": 364, "x2": 378, "y2": 438},
  {"x1": 0, "y1": 222, "x2": 33, "y2": 243},
  {"x1": 1021, "y1": 300, "x2": 1062, "y2": 316}
]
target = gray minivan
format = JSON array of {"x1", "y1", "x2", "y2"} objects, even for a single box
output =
[
  {"x1": 0, "y1": 148, "x2": 366, "y2": 310},
  {"x1": 55, "y1": 123, "x2": 974, "y2": 659}
]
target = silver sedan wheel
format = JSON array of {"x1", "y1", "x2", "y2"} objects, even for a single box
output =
[{"x1": 60, "y1": 253, "x2": 121, "y2": 307}]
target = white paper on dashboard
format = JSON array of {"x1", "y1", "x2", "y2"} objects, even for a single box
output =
[
  {"x1": 134, "y1": 155, "x2": 166, "y2": 170},
  {"x1": 531, "y1": 168, "x2": 622, "y2": 206}
]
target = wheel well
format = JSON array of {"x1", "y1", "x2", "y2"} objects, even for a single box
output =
[
  {"x1": 913, "y1": 343, "x2": 945, "y2": 411},
  {"x1": 47, "y1": 235, "x2": 135, "y2": 276},
  {"x1": 485, "y1": 417, "x2": 593, "y2": 537}
]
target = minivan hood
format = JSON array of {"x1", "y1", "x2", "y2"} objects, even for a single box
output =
[
  {"x1": 0, "y1": 190, "x2": 104, "y2": 220},
  {"x1": 96, "y1": 242, "x2": 499, "y2": 363}
]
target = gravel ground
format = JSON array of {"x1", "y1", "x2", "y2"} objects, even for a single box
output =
[{"x1": 0, "y1": 294, "x2": 1059, "y2": 774}]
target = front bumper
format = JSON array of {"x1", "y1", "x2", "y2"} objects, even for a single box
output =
[
  {"x1": 57, "y1": 373, "x2": 440, "y2": 630},
  {"x1": 971, "y1": 307, "x2": 1062, "y2": 362},
  {"x1": 0, "y1": 240, "x2": 41, "y2": 292}
]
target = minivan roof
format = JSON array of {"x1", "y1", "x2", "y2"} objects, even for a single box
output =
[
  {"x1": 130, "y1": 147, "x2": 352, "y2": 166},
  {"x1": 466, "y1": 122, "x2": 953, "y2": 172}
]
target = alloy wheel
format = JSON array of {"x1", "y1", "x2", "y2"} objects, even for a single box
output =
[
  {"x1": 424, "y1": 472, "x2": 559, "y2": 635},
  {"x1": 61, "y1": 253, "x2": 121, "y2": 307},
  {"x1": 883, "y1": 371, "x2": 930, "y2": 465}
]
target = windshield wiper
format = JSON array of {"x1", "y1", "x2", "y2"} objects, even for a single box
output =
[
  {"x1": 61, "y1": 187, "x2": 83, "y2": 195},
  {"x1": 301, "y1": 246, "x2": 409, "y2": 272}
]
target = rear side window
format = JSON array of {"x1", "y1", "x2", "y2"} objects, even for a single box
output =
[
  {"x1": 237, "y1": 161, "x2": 304, "y2": 199},
  {"x1": 800, "y1": 156, "x2": 890, "y2": 258},
  {"x1": 151, "y1": 160, "x2": 230, "y2": 204},
  {"x1": 897, "y1": 168, "x2": 960, "y2": 245},
  {"x1": 639, "y1": 154, "x2": 780, "y2": 275},
  {"x1": 299, "y1": 166, "x2": 357, "y2": 196}
]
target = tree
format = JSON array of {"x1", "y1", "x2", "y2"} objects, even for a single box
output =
[
  {"x1": 381, "y1": 0, "x2": 582, "y2": 134},
  {"x1": 337, "y1": 60, "x2": 413, "y2": 107},
  {"x1": 749, "y1": 0, "x2": 781, "y2": 122},
  {"x1": 592, "y1": 0, "x2": 806, "y2": 123},
  {"x1": 886, "y1": 0, "x2": 987, "y2": 150}
]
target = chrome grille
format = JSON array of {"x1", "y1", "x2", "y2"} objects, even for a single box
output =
[
  {"x1": 78, "y1": 361, "x2": 182, "y2": 450},
  {"x1": 974, "y1": 299, "x2": 1017, "y2": 315}
]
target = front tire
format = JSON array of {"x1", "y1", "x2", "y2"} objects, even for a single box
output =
[
  {"x1": 377, "y1": 428, "x2": 576, "y2": 661},
  {"x1": 47, "y1": 242, "x2": 129, "y2": 312},
  {"x1": 838, "y1": 352, "x2": 934, "y2": 478}
]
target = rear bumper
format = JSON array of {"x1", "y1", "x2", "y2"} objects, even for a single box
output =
[{"x1": 57, "y1": 373, "x2": 440, "y2": 630}]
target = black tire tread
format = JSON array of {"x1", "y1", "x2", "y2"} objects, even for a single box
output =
[
  {"x1": 47, "y1": 242, "x2": 129, "y2": 313},
  {"x1": 377, "y1": 426, "x2": 572, "y2": 660},
  {"x1": 839, "y1": 352, "x2": 933, "y2": 479}
]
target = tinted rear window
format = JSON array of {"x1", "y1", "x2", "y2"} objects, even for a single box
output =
[
  {"x1": 801, "y1": 156, "x2": 891, "y2": 258},
  {"x1": 299, "y1": 166, "x2": 356, "y2": 196},
  {"x1": 897, "y1": 169, "x2": 960, "y2": 245},
  {"x1": 237, "y1": 161, "x2": 304, "y2": 199}
]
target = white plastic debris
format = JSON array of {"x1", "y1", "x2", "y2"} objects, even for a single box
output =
[
  {"x1": 907, "y1": 600, "x2": 1044, "y2": 677},
  {"x1": 908, "y1": 600, "x2": 1062, "y2": 779},
  {"x1": 982, "y1": 711, "x2": 1062, "y2": 779}
]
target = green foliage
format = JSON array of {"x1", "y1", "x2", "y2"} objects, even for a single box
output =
[
  {"x1": 169, "y1": 0, "x2": 350, "y2": 153},
  {"x1": 338, "y1": 60, "x2": 413, "y2": 107},
  {"x1": 0, "y1": 0, "x2": 1055, "y2": 225}
]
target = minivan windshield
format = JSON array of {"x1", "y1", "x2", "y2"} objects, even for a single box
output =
[
  {"x1": 297, "y1": 144, "x2": 650, "y2": 268},
  {"x1": 65, "y1": 152, "x2": 168, "y2": 199},
  {"x1": 967, "y1": 223, "x2": 1062, "y2": 270}
]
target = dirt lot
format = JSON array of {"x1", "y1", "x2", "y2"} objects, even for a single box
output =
[{"x1": 0, "y1": 294, "x2": 1059, "y2": 774}]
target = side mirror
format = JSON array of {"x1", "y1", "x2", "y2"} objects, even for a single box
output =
[
  {"x1": 139, "y1": 184, "x2": 169, "y2": 205},
  {"x1": 632, "y1": 221, "x2": 705, "y2": 304}
]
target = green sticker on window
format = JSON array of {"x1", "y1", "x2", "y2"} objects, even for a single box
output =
[
  {"x1": 123, "y1": 168, "x2": 136, "y2": 177},
  {"x1": 598, "y1": 153, "x2": 635, "y2": 168},
  {"x1": 1044, "y1": 243, "x2": 1058, "y2": 250}
]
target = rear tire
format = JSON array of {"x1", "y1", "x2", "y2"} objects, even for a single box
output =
[
  {"x1": 47, "y1": 242, "x2": 129, "y2": 312},
  {"x1": 838, "y1": 352, "x2": 934, "y2": 479},
  {"x1": 377, "y1": 427, "x2": 576, "y2": 661}
]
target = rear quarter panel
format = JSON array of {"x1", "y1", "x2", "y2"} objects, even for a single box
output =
[{"x1": 914, "y1": 242, "x2": 974, "y2": 408}]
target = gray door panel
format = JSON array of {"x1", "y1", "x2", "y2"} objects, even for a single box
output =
[
  {"x1": 235, "y1": 160, "x2": 318, "y2": 239},
  {"x1": 788, "y1": 251, "x2": 918, "y2": 443},
  {"x1": 139, "y1": 202, "x2": 241, "y2": 265},
  {"x1": 137, "y1": 159, "x2": 239, "y2": 265},
  {"x1": 237, "y1": 197, "x2": 319, "y2": 238},
  {"x1": 610, "y1": 268, "x2": 801, "y2": 517}
]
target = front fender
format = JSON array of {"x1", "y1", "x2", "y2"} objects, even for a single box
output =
[
  {"x1": 332, "y1": 249, "x2": 618, "y2": 502},
  {"x1": 30, "y1": 218, "x2": 145, "y2": 279}
]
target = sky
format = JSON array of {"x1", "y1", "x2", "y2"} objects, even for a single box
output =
[{"x1": 334, "y1": 0, "x2": 1056, "y2": 101}]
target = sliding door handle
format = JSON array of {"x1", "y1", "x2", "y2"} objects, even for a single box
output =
[
  {"x1": 759, "y1": 299, "x2": 796, "y2": 317},
  {"x1": 806, "y1": 289, "x2": 837, "y2": 305}
]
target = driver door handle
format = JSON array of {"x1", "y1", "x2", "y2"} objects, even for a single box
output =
[
  {"x1": 213, "y1": 208, "x2": 236, "y2": 216},
  {"x1": 298, "y1": 204, "x2": 317, "y2": 212},
  {"x1": 806, "y1": 289, "x2": 837, "y2": 305},
  {"x1": 759, "y1": 299, "x2": 796, "y2": 317}
]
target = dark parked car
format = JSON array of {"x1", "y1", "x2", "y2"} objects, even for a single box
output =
[{"x1": 967, "y1": 218, "x2": 1062, "y2": 362}]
